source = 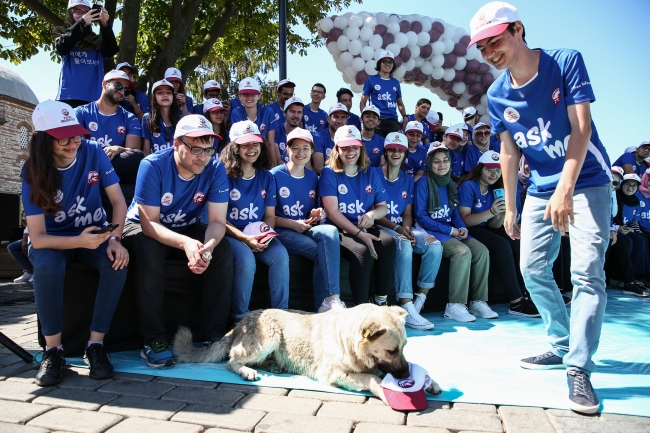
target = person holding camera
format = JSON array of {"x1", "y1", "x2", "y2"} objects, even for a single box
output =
[
  {"x1": 116, "y1": 62, "x2": 150, "y2": 121},
  {"x1": 53, "y1": 0, "x2": 119, "y2": 108}
]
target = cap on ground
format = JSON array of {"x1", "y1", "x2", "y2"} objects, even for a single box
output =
[
  {"x1": 203, "y1": 80, "x2": 221, "y2": 92},
  {"x1": 286, "y1": 127, "x2": 313, "y2": 146},
  {"x1": 277, "y1": 78, "x2": 296, "y2": 90},
  {"x1": 284, "y1": 96, "x2": 304, "y2": 112},
  {"x1": 463, "y1": 107, "x2": 477, "y2": 119},
  {"x1": 174, "y1": 114, "x2": 221, "y2": 140},
  {"x1": 405, "y1": 121, "x2": 424, "y2": 134},
  {"x1": 152, "y1": 79, "x2": 174, "y2": 93},
  {"x1": 103, "y1": 70, "x2": 135, "y2": 90},
  {"x1": 334, "y1": 125, "x2": 362, "y2": 148},
  {"x1": 362, "y1": 105, "x2": 381, "y2": 118},
  {"x1": 479, "y1": 150, "x2": 501, "y2": 168},
  {"x1": 203, "y1": 98, "x2": 225, "y2": 113},
  {"x1": 384, "y1": 132, "x2": 408, "y2": 150},
  {"x1": 164, "y1": 67, "x2": 182, "y2": 82},
  {"x1": 468, "y1": 1, "x2": 520, "y2": 48},
  {"x1": 230, "y1": 120, "x2": 264, "y2": 144},
  {"x1": 238, "y1": 77, "x2": 261, "y2": 94},
  {"x1": 33, "y1": 100, "x2": 90, "y2": 139},
  {"x1": 380, "y1": 363, "x2": 432, "y2": 411},
  {"x1": 328, "y1": 102, "x2": 349, "y2": 116}
]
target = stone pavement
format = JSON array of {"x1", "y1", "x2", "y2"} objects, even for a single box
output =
[{"x1": 1, "y1": 280, "x2": 649, "y2": 433}]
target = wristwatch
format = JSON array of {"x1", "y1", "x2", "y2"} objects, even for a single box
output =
[{"x1": 109, "y1": 235, "x2": 121, "y2": 243}]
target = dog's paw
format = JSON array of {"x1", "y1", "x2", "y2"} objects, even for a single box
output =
[
  {"x1": 239, "y1": 366, "x2": 259, "y2": 381},
  {"x1": 425, "y1": 379, "x2": 442, "y2": 395},
  {"x1": 260, "y1": 361, "x2": 283, "y2": 374}
]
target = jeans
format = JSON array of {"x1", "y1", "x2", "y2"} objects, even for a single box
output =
[
  {"x1": 520, "y1": 184, "x2": 610, "y2": 374},
  {"x1": 226, "y1": 236, "x2": 290, "y2": 319},
  {"x1": 381, "y1": 227, "x2": 442, "y2": 299},
  {"x1": 440, "y1": 237, "x2": 490, "y2": 304},
  {"x1": 28, "y1": 240, "x2": 127, "y2": 337},
  {"x1": 275, "y1": 225, "x2": 341, "y2": 310},
  {"x1": 8, "y1": 240, "x2": 32, "y2": 271}
]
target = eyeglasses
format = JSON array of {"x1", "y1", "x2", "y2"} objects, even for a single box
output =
[
  {"x1": 72, "y1": 7, "x2": 89, "y2": 14},
  {"x1": 178, "y1": 137, "x2": 216, "y2": 156},
  {"x1": 484, "y1": 168, "x2": 502, "y2": 174},
  {"x1": 382, "y1": 60, "x2": 394, "y2": 66},
  {"x1": 311, "y1": 90, "x2": 325, "y2": 95},
  {"x1": 622, "y1": 182, "x2": 639, "y2": 189},
  {"x1": 55, "y1": 136, "x2": 82, "y2": 146},
  {"x1": 475, "y1": 131, "x2": 490, "y2": 137}
]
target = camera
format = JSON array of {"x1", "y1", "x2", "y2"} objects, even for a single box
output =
[{"x1": 123, "y1": 88, "x2": 131, "y2": 97}]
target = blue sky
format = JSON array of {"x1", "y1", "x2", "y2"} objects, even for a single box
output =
[{"x1": 2, "y1": 0, "x2": 649, "y2": 160}]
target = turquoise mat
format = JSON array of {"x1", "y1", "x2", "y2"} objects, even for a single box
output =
[{"x1": 69, "y1": 291, "x2": 650, "y2": 417}]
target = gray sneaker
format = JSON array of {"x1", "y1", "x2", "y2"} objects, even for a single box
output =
[
  {"x1": 567, "y1": 370, "x2": 600, "y2": 414},
  {"x1": 520, "y1": 351, "x2": 564, "y2": 370},
  {"x1": 413, "y1": 293, "x2": 427, "y2": 314}
]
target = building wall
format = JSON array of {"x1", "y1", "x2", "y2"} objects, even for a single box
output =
[{"x1": 0, "y1": 95, "x2": 34, "y2": 194}]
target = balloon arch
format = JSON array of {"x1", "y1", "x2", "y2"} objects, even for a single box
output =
[{"x1": 318, "y1": 12, "x2": 502, "y2": 124}]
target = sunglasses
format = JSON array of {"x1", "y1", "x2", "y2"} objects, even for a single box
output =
[
  {"x1": 178, "y1": 137, "x2": 216, "y2": 156},
  {"x1": 382, "y1": 59, "x2": 394, "y2": 66},
  {"x1": 475, "y1": 131, "x2": 490, "y2": 137},
  {"x1": 111, "y1": 82, "x2": 127, "y2": 92}
]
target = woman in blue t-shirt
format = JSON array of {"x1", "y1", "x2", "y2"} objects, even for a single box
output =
[
  {"x1": 374, "y1": 133, "x2": 441, "y2": 330},
  {"x1": 22, "y1": 100, "x2": 128, "y2": 387},
  {"x1": 141, "y1": 79, "x2": 179, "y2": 155},
  {"x1": 458, "y1": 151, "x2": 539, "y2": 317},
  {"x1": 271, "y1": 128, "x2": 346, "y2": 313},
  {"x1": 319, "y1": 126, "x2": 396, "y2": 306},
  {"x1": 203, "y1": 99, "x2": 231, "y2": 157},
  {"x1": 414, "y1": 144, "x2": 496, "y2": 323},
  {"x1": 221, "y1": 121, "x2": 290, "y2": 321}
]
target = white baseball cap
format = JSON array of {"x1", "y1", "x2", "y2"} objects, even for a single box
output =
[
  {"x1": 68, "y1": 0, "x2": 91, "y2": 9},
  {"x1": 453, "y1": 123, "x2": 469, "y2": 131},
  {"x1": 623, "y1": 174, "x2": 641, "y2": 183},
  {"x1": 103, "y1": 70, "x2": 135, "y2": 90},
  {"x1": 624, "y1": 145, "x2": 638, "y2": 154},
  {"x1": 243, "y1": 221, "x2": 281, "y2": 239},
  {"x1": 238, "y1": 77, "x2": 261, "y2": 95},
  {"x1": 468, "y1": 1, "x2": 520, "y2": 47},
  {"x1": 230, "y1": 120, "x2": 264, "y2": 144},
  {"x1": 638, "y1": 140, "x2": 650, "y2": 148},
  {"x1": 151, "y1": 79, "x2": 174, "y2": 93},
  {"x1": 384, "y1": 132, "x2": 408, "y2": 150},
  {"x1": 286, "y1": 127, "x2": 314, "y2": 146},
  {"x1": 284, "y1": 96, "x2": 304, "y2": 112},
  {"x1": 277, "y1": 78, "x2": 296, "y2": 90},
  {"x1": 33, "y1": 100, "x2": 89, "y2": 139},
  {"x1": 174, "y1": 114, "x2": 221, "y2": 139},
  {"x1": 203, "y1": 80, "x2": 221, "y2": 92},
  {"x1": 328, "y1": 102, "x2": 349, "y2": 116},
  {"x1": 164, "y1": 67, "x2": 182, "y2": 82},
  {"x1": 203, "y1": 99, "x2": 226, "y2": 113},
  {"x1": 611, "y1": 166, "x2": 624, "y2": 177},
  {"x1": 405, "y1": 121, "x2": 424, "y2": 134},
  {"x1": 361, "y1": 105, "x2": 381, "y2": 118},
  {"x1": 334, "y1": 125, "x2": 362, "y2": 148},
  {"x1": 380, "y1": 363, "x2": 433, "y2": 411},
  {"x1": 378, "y1": 50, "x2": 395, "y2": 60},
  {"x1": 478, "y1": 150, "x2": 501, "y2": 168},
  {"x1": 445, "y1": 125, "x2": 464, "y2": 139},
  {"x1": 426, "y1": 111, "x2": 440, "y2": 125},
  {"x1": 427, "y1": 141, "x2": 448, "y2": 154},
  {"x1": 116, "y1": 62, "x2": 136, "y2": 74},
  {"x1": 472, "y1": 122, "x2": 491, "y2": 139},
  {"x1": 462, "y1": 107, "x2": 477, "y2": 119}
]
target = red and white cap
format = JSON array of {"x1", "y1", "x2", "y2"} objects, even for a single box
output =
[
  {"x1": 243, "y1": 221, "x2": 281, "y2": 238},
  {"x1": 103, "y1": 70, "x2": 135, "y2": 90},
  {"x1": 445, "y1": 125, "x2": 464, "y2": 139},
  {"x1": 611, "y1": 166, "x2": 624, "y2": 177},
  {"x1": 33, "y1": 100, "x2": 90, "y2": 139},
  {"x1": 116, "y1": 62, "x2": 136, "y2": 74},
  {"x1": 623, "y1": 174, "x2": 641, "y2": 183},
  {"x1": 286, "y1": 128, "x2": 313, "y2": 146},
  {"x1": 639, "y1": 140, "x2": 650, "y2": 148},
  {"x1": 362, "y1": 105, "x2": 381, "y2": 117},
  {"x1": 68, "y1": 0, "x2": 91, "y2": 9},
  {"x1": 427, "y1": 141, "x2": 448, "y2": 154},
  {"x1": 230, "y1": 120, "x2": 264, "y2": 144},
  {"x1": 152, "y1": 79, "x2": 174, "y2": 93},
  {"x1": 238, "y1": 77, "x2": 261, "y2": 95},
  {"x1": 426, "y1": 111, "x2": 439, "y2": 125},
  {"x1": 328, "y1": 102, "x2": 349, "y2": 116},
  {"x1": 284, "y1": 96, "x2": 304, "y2": 112},
  {"x1": 203, "y1": 99, "x2": 226, "y2": 113},
  {"x1": 277, "y1": 78, "x2": 296, "y2": 89},
  {"x1": 380, "y1": 363, "x2": 433, "y2": 411},
  {"x1": 468, "y1": 1, "x2": 520, "y2": 48},
  {"x1": 405, "y1": 121, "x2": 424, "y2": 134},
  {"x1": 334, "y1": 125, "x2": 362, "y2": 148},
  {"x1": 453, "y1": 123, "x2": 469, "y2": 132},
  {"x1": 164, "y1": 67, "x2": 183, "y2": 82},
  {"x1": 174, "y1": 114, "x2": 221, "y2": 139},
  {"x1": 203, "y1": 80, "x2": 221, "y2": 92},
  {"x1": 462, "y1": 107, "x2": 477, "y2": 119},
  {"x1": 472, "y1": 122, "x2": 490, "y2": 139},
  {"x1": 624, "y1": 145, "x2": 638, "y2": 154},
  {"x1": 384, "y1": 132, "x2": 408, "y2": 151},
  {"x1": 378, "y1": 50, "x2": 395, "y2": 60},
  {"x1": 478, "y1": 150, "x2": 501, "y2": 168}
]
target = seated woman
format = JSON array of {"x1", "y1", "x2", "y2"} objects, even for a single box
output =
[
  {"x1": 413, "y1": 143, "x2": 497, "y2": 322},
  {"x1": 271, "y1": 128, "x2": 345, "y2": 313},
  {"x1": 141, "y1": 79, "x2": 179, "y2": 155},
  {"x1": 374, "y1": 132, "x2": 440, "y2": 330},
  {"x1": 203, "y1": 99, "x2": 230, "y2": 157},
  {"x1": 319, "y1": 126, "x2": 396, "y2": 306},
  {"x1": 23, "y1": 100, "x2": 129, "y2": 386},
  {"x1": 457, "y1": 151, "x2": 539, "y2": 317},
  {"x1": 221, "y1": 121, "x2": 290, "y2": 321}
]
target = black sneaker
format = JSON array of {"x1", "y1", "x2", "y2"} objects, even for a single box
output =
[
  {"x1": 83, "y1": 343, "x2": 114, "y2": 380},
  {"x1": 508, "y1": 298, "x2": 541, "y2": 318},
  {"x1": 35, "y1": 347, "x2": 65, "y2": 386},
  {"x1": 369, "y1": 297, "x2": 387, "y2": 306},
  {"x1": 567, "y1": 370, "x2": 600, "y2": 414},
  {"x1": 520, "y1": 351, "x2": 564, "y2": 370},
  {"x1": 623, "y1": 283, "x2": 650, "y2": 298}
]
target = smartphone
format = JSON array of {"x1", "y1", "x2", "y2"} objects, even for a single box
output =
[
  {"x1": 92, "y1": 223, "x2": 119, "y2": 234},
  {"x1": 92, "y1": 2, "x2": 103, "y2": 12},
  {"x1": 493, "y1": 188, "x2": 505, "y2": 201},
  {"x1": 259, "y1": 234, "x2": 275, "y2": 245}
]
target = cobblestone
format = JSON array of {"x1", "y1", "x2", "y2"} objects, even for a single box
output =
[
  {"x1": 161, "y1": 385, "x2": 245, "y2": 407},
  {"x1": 99, "y1": 396, "x2": 186, "y2": 420},
  {"x1": 104, "y1": 417, "x2": 203, "y2": 433},
  {"x1": 237, "y1": 393, "x2": 322, "y2": 416},
  {"x1": 27, "y1": 408, "x2": 123, "y2": 433},
  {"x1": 317, "y1": 401, "x2": 406, "y2": 425},
  {"x1": 0, "y1": 399, "x2": 52, "y2": 424},
  {"x1": 254, "y1": 412, "x2": 354, "y2": 433},
  {"x1": 172, "y1": 403, "x2": 266, "y2": 431}
]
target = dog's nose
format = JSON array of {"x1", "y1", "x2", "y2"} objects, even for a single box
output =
[{"x1": 391, "y1": 364, "x2": 410, "y2": 379}]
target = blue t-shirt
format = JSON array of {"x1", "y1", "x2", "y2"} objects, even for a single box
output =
[
  {"x1": 266, "y1": 101, "x2": 285, "y2": 126},
  {"x1": 347, "y1": 112, "x2": 361, "y2": 130},
  {"x1": 303, "y1": 106, "x2": 328, "y2": 134},
  {"x1": 620, "y1": 198, "x2": 640, "y2": 227},
  {"x1": 126, "y1": 147, "x2": 229, "y2": 231},
  {"x1": 362, "y1": 133, "x2": 385, "y2": 168},
  {"x1": 318, "y1": 166, "x2": 388, "y2": 225},
  {"x1": 120, "y1": 90, "x2": 151, "y2": 116},
  {"x1": 56, "y1": 49, "x2": 103, "y2": 103},
  {"x1": 226, "y1": 98, "x2": 243, "y2": 124},
  {"x1": 465, "y1": 123, "x2": 474, "y2": 147},
  {"x1": 406, "y1": 114, "x2": 431, "y2": 143},
  {"x1": 637, "y1": 192, "x2": 650, "y2": 231},
  {"x1": 414, "y1": 177, "x2": 467, "y2": 243},
  {"x1": 458, "y1": 179, "x2": 495, "y2": 227},
  {"x1": 488, "y1": 48, "x2": 611, "y2": 196},
  {"x1": 613, "y1": 153, "x2": 647, "y2": 176},
  {"x1": 273, "y1": 124, "x2": 290, "y2": 164},
  {"x1": 463, "y1": 141, "x2": 502, "y2": 173},
  {"x1": 362, "y1": 75, "x2": 402, "y2": 120},
  {"x1": 227, "y1": 170, "x2": 277, "y2": 230},
  {"x1": 449, "y1": 149, "x2": 465, "y2": 178},
  {"x1": 313, "y1": 129, "x2": 335, "y2": 160},
  {"x1": 404, "y1": 145, "x2": 427, "y2": 176},
  {"x1": 178, "y1": 95, "x2": 194, "y2": 118},
  {"x1": 75, "y1": 102, "x2": 141, "y2": 148},
  {"x1": 231, "y1": 104, "x2": 274, "y2": 139},
  {"x1": 22, "y1": 141, "x2": 118, "y2": 236},
  {"x1": 374, "y1": 167, "x2": 414, "y2": 225},
  {"x1": 271, "y1": 164, "x2": 318, "y2": 220},
  {"x1": 141, "y1": 113, "x2": 175, "y2": 153}
]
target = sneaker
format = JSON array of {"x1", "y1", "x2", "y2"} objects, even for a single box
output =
[
  {"x1": 318, "y1": 296, "x2": 347, "y2": 313},
  {"x1": 468, "y1": 300, "x2": 499, "y2": 319},
  {"x1": 140, "y1": 342, "x2": 175, "y2": 368},
  {"x1": 83, "y1": 343, "x2": 114, "y2": 380},
  {"x1": 607, "y1": 278, "x2": 624, "y2": 289},
  {"x1": 509, "y1": 298, "x2": 541, "y2": 318},
  {"x1": 413, "y1": 292, "x2": 427, "y2": 314},
  {"x1": 623, "y1": 283, "x2": 650, "y2": 297},
  {"x1": 35, "y1": 347, "x2": 65, "y2": 386},
  {"x1": 28, "y1": 276, "x2": 33, "y2": 283},
  {"x1": 444, "y1": 303, "x2": 476, "y2": 322},
  {"x1": 402, "y1": 302, "x2": 434, "y2": 330},
  {"x1": 567, "y1": 370, "x2": 600, "y2": 414},
  {"x1": 520, "y1": 351, "x2": 564, "y2": 370},
  {"x1": 13, "y1": 272, "x2": 33, "y2": 283},
  {"x1": 369, "y1": 297, "x2": 388, "y2": 306}
]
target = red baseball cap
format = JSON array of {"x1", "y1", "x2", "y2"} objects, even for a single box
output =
[{"x1": 380, "y1": 363, "x2": 433, "y2": 411}]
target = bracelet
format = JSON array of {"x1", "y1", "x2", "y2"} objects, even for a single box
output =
[
  {"x1": 393, "y1": 224, "x2": 402, "y2": 231},
  {"x1": 355, "y1": 229, "x2": 363, "y2": 237}
]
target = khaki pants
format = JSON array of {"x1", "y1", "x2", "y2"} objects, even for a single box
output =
[{"x1": 441, "y1": 238, "x2": 489, "y2": 304}]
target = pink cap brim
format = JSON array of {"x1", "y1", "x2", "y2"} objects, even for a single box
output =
[
  {"x1": 482, "y1": 162, "x2": 500, "y2": 169},
  {"x1": 184, "y1": 130, "x2": 222, "y2": 140},
  {"x1": 205, "y1": 107, "x2": 226, "y2": 113},
  {"x1": 287, "y1": 136, "x2": 313, "y2": 145},
  {"x1": 405, "y1": 129, "x2": 423, "y2": 134},
  {"x1": 384, "y1": 144, "x2": 407, "y2": 150},
  {"x1": 239, "y1": 89, "x2": 260, "y2": 95},
  {"x1": 446, "y1": 132, "x2": 463, "y2": 139},
  {"x1": 234, "y1": 134, "x2": 264, "y2": 144},
  {"x1": 165, "y1": 77, "x2": 181, "y2": 82},
  {"x1": 336, "y1": 139, "x2": 362, "y2": 148},
  {"x1": 382, "y1": 388, "x2": 428, "y2": 411},
  {"x1": 467, "y1": 23, "x2": 510, "y2": 48},
  {"x1": 47, "y1": 124, "x2": 90, "y2": 139}
]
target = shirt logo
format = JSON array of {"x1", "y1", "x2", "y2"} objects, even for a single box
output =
[
  {"x1": 374, "y1": 84, "x2": 381, "y2": 91},
  {"x1": 89, "y1": 122, "x2": 98, "y2": 132},
  {"x1": 365, "y1": 184, "x2": 373, "y2": 194},
  {"x1": 320, "y1": 120, "x2": 325, "y2": 125},
  {"x1": 54, "y1": 190, "x2": 64, "y2": 204},
  {"x1": 338, "y1": 184, "x2": 348, "y2": 194},
  {"x1": 117, "y1": 126, "x2": 126, "y2": 134},
  {"x1": 161, "y1": 192, "x2": 173, "y2": 206},
  {"x1": 552, "y1": 88, "x2": 561, "y2": 105},
  {"x1": 398, "y1": 379, "x2": 415, "y2": 388},
  {"x1": 87, "y1": 170, "x2": 99, "y2": 185},
  {"x1": 402, "y1": 191, "x2": 407, "y2": 199},
  {"x1": 193, "y1": 191, "x2": 205, "y2": 204},
  {"x1": 261, "y1": 188, "x2": 267, "y2": 199},
  {"x1": 153, "y1": 132, "x2": 161, "y2": 138},
  {"x1": 373, "y1": 148, "x2": 380, "y2": 154},
  {"x1": 279, "y1": 187, "x2": 290, "y2": 198},
  {"x1": 642, "y1": 201, "x2": 646, "y2": 208},
  {"x1": 476, "y1": 200, "x2": 482, "y2": 208},
  {"x1": 309, "y1": 189, "x2": 316, "y2": 200},
  {"x1": 260, "y1": 123, "x2": 267, "y2": 132},
  {"x1": 504, "y1": 107, "x2": 520, "y2": 123},
  {"x1": 230, "y1": 189, "x2": 241, "y2": 201},
  {"x1": 304, "y1": 115, "x2": 309, "y2": 121},
  {"x1": 393, "y1": 86, "x2": 397, "y2": 92},
  {"x1": 326, "y1": 148, "x2": 332, "y2": 157}
]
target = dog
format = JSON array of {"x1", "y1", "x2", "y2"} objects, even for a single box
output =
[{"x1": 173, "y1": 304, "x2": 441, "y2": 404}]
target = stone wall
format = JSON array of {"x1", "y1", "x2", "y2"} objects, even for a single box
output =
[{"x1": 0, "y1": 95, "x2": 33, "y2": 195}]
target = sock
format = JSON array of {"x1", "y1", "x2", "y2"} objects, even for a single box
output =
[
  {"x1": 46, "y1": 345, "x2": 63, "y2": 351},
  {"x1": 374, "y1": 295, "x2": 387, "y2": 305},
  {"x1": 87, "y1": 340, "x2": 103, "y2": 348}
]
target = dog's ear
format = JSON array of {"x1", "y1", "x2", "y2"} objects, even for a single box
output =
[
  {"x1": 360, "y1": 317, "x2": 387, "y2": 342},
  {"x1": 389, "y1": 306, "x2": 408, "y2": 319}
]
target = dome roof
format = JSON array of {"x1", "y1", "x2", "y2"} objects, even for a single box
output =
[{"x1": 0, "y1": 63, "x2": 39, "y2": 106}]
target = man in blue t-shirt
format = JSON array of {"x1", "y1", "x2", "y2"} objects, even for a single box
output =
[
  {"x1": 612, "y1": 142, "x2": 650, "y2": 175},
  {"x1": 122, "y1": 114, "x2": 233, "y2": 369},
  {"x1": 272, "y1": 96, "x2": 305, "y2": 166},
  {"x1": 469, "y1": 1, "x2": 612, "y2": 414},
  {"x1": 360, "y1": 105, "x2": 384, "y2": 167},
  {"x1": 462, "y1": 107, "x2": 478, "y2": 146},
  {"x1": 404, "y1": 98, "x2": 433, "y2": 145},
  {"x1": 441, "y1": 125, "x2": 465, "y2": 180},
  {"x1": 337, "y1": 88, "x2": 361, "y2": 130},
  {"x1": 266, "y1": 78, "x2": 296, "y2": 126},
  {"x1": 116, "y1": 62, "x2": 150, "y2": 123},
  {"x1": 312, "y1": 103, "x2": 349, "y2": 175},
  {"x1": 193, "y1": 80, "x2": 230, "y2": 115},
  {"x1": 303, "y1": 83, "x2": 328, "y2": 134}
]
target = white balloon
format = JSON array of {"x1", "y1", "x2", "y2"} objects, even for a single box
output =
[
  {"x1": 360, "y1": 45, "x2": 375, "y2": 61},
  {"x1": 452, "y1": 82, "x2": 466, "y2": 94},
  {"x1": 342, "y1": 73, "x2": 353, "y2": 84},
  {"x1": 369, "y1": 34, "x2": 383, "y2": 50},
  {"x1": 479, "y1": 114, "x2": 490, "y2": 124},
  {"x1": 421, "y1": 17, "x2": 432, "y2": 32},
  {"x1": 466, "y1": 45, "x2": 480, "y2": 60},
  {"x1": 401, "y1": 14, "x2": 413, "y2": 22},
  {"x1": 334, "y1": 16, "x2": 348, "y2": 29},
  {"x1": 339, "y1": 51, "x2": 353, "y2": 67},
  {"x1": 345, "y1": 26, "x2": 360, "y2": 41},
  {"x1": 431, "y1": 54, "x2": 445, "y2": 68},
  {"x1": 360, "y1": 26, "x2": 373, "y2": 41},
  {"x1": 387, "y1": 14, "x2": 400, "y2": 24},
  {"x1": 348, "y1": 14, "x2": 363, "y2": 28},
  {"x1": 480, "y1": 94, "x2": 488, "y2": 106},
  {"x1": 344, "y1": 66, "x2": 356, "y2": 79},
  {"x1": 431, "y1": 67, "x2": 445, "y2": 80},
  {"x1": 393, "y1": 65, "x2": 406, "y2": 80},
  {"x1": 431, "y1": 41, "x2": 445, "y2": 55},
  {"x1": 477, "y1": 104, "x2": 488, "y2": 116},
  {"x1": 387, "y1": 22, "x2": 400, "y2": 35},
  {"x1": 454, "y1": 27, "x2": 467, "y2": 41},
  {"x1": 394, "y1": 32, "x2": 408, "y2": 48},
  {"x1": 365, "y1": 60, "x2": 377, "y2": 75},
  {"x1": 327, "y1": 41, "x2": 342, "y2": 56},
  {"x1": 348, "y1": 39, "x2": 363, "y2": 56},
  {"x1": 414, "y1": 57, "x2": 424, "y2": 67},
  {"x1": 363, "y1": 16, "x2": 377, "y2": 28},
  {"x1": 404, "y1": 58, "x2": 416, "y2": 71},
  {"x1": 336, "y1": 62, "x2": 345, "y2": 73},
  {"x1": 406, "y1": 31, "x2": 418, "y2": 47},
  {"x1": 337, "y1": 35, "x2": 350, "y2": 51},
  {"x1": 420, "y1": 61, "x2": 434, "y2": 75},
  {"x1": 351, "y1": 83, "x2": 363, "y2": 93},
  {"x1": 358, "y1": 12, "x2": 370, "y2": 20},
  {"x1": 417, "y1": 32, "x2": 430, "y2": 46},
  {"x1": 439, "y1": 93, "x2": 451, "y2": 101},
  {"x1": 453, "y1": 56, "x2": 467, "y2": 71},
  {"x1": 351, "y1": 57, "x2": 366, "y2": 72},
  {"x1": 409, "y1": 45, "x2": 420, "y2": 59},
  {"x1": 443, "y1": 39, "x2": 455, "y2": 54},
  {"x1": 320, "y1": 17, "x2": 334, "y2": 33},
  {"x1": 386, "y1": 43, "x2": 401, "y2": 57},
  {"x1": 458, "y1": 96, "x2": 471, "y2": 107},
  {"x1": 411, "y1": 14, "x2": 422, "y2": 22},
  {"x1": 374, "y1": 48, "x2": 385, "y2": 60},
  {"x1": 375, "y1": 12, "x2": 387, "y2": 24},
  {"x1": 442, "y1": 24, "x2": 455, "y2": 39},
  {"x1": 443, "y1": 68, "x2": 456, "y2": 81}
]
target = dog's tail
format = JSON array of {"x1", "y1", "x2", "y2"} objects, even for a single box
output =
[{"x1": 172, "y1": 326, "x2": 233, "y2": 364}]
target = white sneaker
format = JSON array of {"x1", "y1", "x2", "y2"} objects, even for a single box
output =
[
  {"x1": 444, "y1": 303, "x2": 476, "y2": 322},
  {"x1": 28, "y1": 276, "x2": 33, "y2": 283},
  {"x1": 468, "y1": 300, "x2": 499, "y2": 319},
  {"x1": 13, "y1": 272, "x2": 33, "y2": 283},
  {"x1": 402, "y1": 302, "x2": 434, "y2": 330},
  {"x1": 413, "y1": 293, "x2": 427, "y2": 314},
  {"x1": 318, "y1": 296, "x2": 347, "y2": 313}
]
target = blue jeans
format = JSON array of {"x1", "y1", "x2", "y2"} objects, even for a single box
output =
[
  {"x1": 275, "y1": 225, "x2": 341, "y2": 310},
  {"x1": 226, "y1": 236, "x2": 290, "y2": 319},
  {"x1": 381, "y1": 227, "x2": 443, "y2": 299},
  {"x1": 520, "y1": 184, "x2": 610, "y2": 374},
  {"x1": 28, "y1": 240, "x2": 127, "y2": 337},
  {"x1": 8, "y1": 240, "x2": 32, "y2": 271}
]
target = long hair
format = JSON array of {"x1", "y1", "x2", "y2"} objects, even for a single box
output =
[
  {"x1": 458, "y1": 163, "x2": 504, "y2": 190},
  {"x1": 206, "y1": 109, "x2": 231, "y2": 155},
  {"x1": 383, "y1": 148, "x2": 407, "y2": 174},
  {"x1": 23, "y1": 132, "x2": 63, "y2": 215},
  {"x1": 147, "y1": 91, "x2": 180, "y2": 134},
  {"x1": 221, "y1": 141, "x2": 270, "y2": 179},
  {"x1": 328, "y1": 144, "x2": 370, "y2": 173}
]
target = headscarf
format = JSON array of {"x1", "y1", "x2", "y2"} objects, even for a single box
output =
[
  {"x1": 639, "y1": 169, "x2": 650, "y2": 198},
  {"x1": 426, "y1": 148, "x2": 458, "y2": 214},
  {"x1": 614, "y1": 186, "x2": 640, "y2": 226},
  {"x1": 52, "y1": 8, "x2": 103, "y2": 51}
]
